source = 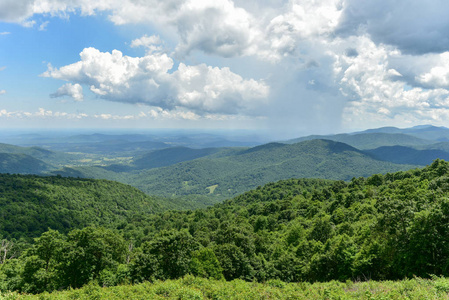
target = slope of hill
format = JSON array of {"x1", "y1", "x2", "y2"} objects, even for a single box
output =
[
  {"x1": 0, "y1": 174, "x2": 164, "y2": 240},
  {"x1": 128, "y1": 139, "x2": 417, "y2": 198},
  {"x1": 285, "y1": 132, "x2": 432, "y2": 149},
  {"x1": 0, "y1": 143, "x2": 75, "y2": 167},
  {"x1": 366, "y1": 145, "x2": 449, "y2": 165},
  {"x1": 54, "y1": 140, "x2": 416, "y2": 206},
  {"x1": 0, "y1": 153, "x2": 53, "y2": 174}
]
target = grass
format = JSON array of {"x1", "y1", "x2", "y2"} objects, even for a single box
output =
[
  {"x1": 206, "y1": 184, "x2": 218, "y2": 194},
  {"x1": 3, "y1": 275, "x2": 449, "y2": 299}
]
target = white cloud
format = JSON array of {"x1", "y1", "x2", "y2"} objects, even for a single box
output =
[
  {"x1": 416, "y1": 52, "x2": 449, "y2": 89},
  {"x1": 42, "y1": 47, "x2": 269, "y2": 115},
  {"x1": 5, "y1": 0, "x2": 449, "y2": 131},
  {"x1": 0, "y1": 32, "x2": 10, "y2": 35},
  {"x1": 50, "y1": 83, "x2": 84, "y2": 101},
  {"x1": 330, "y1": 36, "x2": 449, "y2": 128},
  {"x1": 0, "y1": 90, "x2": 6, "y2": 95},
  {"x1": 0, "y1": 108, "x2": 89, "y2": 119},
  {"x1": 38, "y1": 20, "x2": 49, "y2": 31},
  {"x1": 130, "y1": 35, "x2": 162, "y2": 53}
]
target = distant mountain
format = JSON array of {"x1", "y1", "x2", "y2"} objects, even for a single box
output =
[
  {"x1": 285, "y1": 132, "x2": 432, "y2": 150},
  {"x1": 2, "y1": 131, "x2": 265, "y2": 153},
  {"x1": 0, "y1": 153, "x2": 52, "y2": 174},
  {"x1": 358, "y1": 125, "x2": 449, "y2": 142},
  {"x1": 0, "y1": 142, "x2": 75, "y2": 166},
  {"x1": 366, "y1": 146, "x2": 449, "y2": 165},
  {"x1": 132, "y1": 147, "x2": 226, "y2": 169},
  {"x1": 55, "y1": 139, "x2": 416, "y2": 205}
]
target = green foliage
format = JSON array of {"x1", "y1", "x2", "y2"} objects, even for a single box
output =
[
  {"x1": 0, "y1": 174, "x2": 163, "y2": 241},
  {"x1": 4, "y1": 275, "x2": 449, "y2": 299},
  {"x1": 5, "y1": 160, "x2": 449, "y2": 294},
  {"x1": 131, "y1": 230, "x2": 200, "y2": 282}
]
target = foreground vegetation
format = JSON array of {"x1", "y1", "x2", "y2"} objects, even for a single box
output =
[
  {"x1": 2, "y1": 275, "x2": 449, "y2": 299},
  {"x1": 3, "y1": 160, "x2": 449, "y2": 295}
]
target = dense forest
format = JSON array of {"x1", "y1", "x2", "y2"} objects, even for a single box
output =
[
  {"x1": 0, "y1": 174, "x2": 165, "y2": 241},
  {"x1": 2, "y1": 160, "x2": 449, "y2": 294}
]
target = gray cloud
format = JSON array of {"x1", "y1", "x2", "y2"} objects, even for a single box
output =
[
  {"x1": 0, "y1": 0, "x2": 33, "y2": 23},
  {"x1": 337, "y1": 0, "x2": 449, "y2": 55}
]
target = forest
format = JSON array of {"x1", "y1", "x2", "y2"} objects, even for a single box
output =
[{"x1": 2, "y1": 159, "x2": 449, "y2": 297}]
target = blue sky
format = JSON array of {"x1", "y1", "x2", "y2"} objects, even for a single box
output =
[{"x1": 1, "y1": 0, "x2": 449, "y2": 138}]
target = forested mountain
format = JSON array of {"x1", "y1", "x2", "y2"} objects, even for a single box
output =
[
  {"x1": 359, "y1": 125, "x2": 449, "y2": 141},
  {"x1": 0, "y1": 153, "x2": 52, "y2": 174},
  {"x1": 0, "y1": 174, "x2": 164, "y2": 240},
  {"x1": 0, "y1": 143, "x2": 77, "y2": 167},
  {"x1": 53, "y1": 140, "x2": 416, "y2": 205},
  {"x1": 285, "y1": 132, "x2": 432, "y2": 149},
  {"x1": 3, "y1": 160, "x2": 449, "y2": 294},
  {"x1": 366, "y1": 145, "x2": 449, "y2": 165}
]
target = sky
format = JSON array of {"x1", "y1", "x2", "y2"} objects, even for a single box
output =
[{"x1": 1, "y1": 0, "x2": 449, "y2": 138}]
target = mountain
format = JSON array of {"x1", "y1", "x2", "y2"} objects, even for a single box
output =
[
  {"x1": 0, "y1": 174, "x2": 164, "y2": 240},
  {"x1": 285, "y1": 132, "x2": 432, "y2": 150},
  {"x1": 358, "y1": 125, "x2": 449, "y2": 142},
  {"x1": 367, "y1": 145, "x2": 449, "y2": 165},
  {"x1": 0, "y1": 153, "x2": 53, "y2": 174},
  {"x1": 54, "y1": 139, "x2": 416, "y2": 205}
]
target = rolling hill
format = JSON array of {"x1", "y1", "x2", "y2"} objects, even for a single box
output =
[
  {"x1": 53, "y1": 140, "x2": 417, "y2": 205},
  {"x1": 0, "y1": 174, "x2": 164, "y2": 240},
  {"x1": 366, "y1": 145, "x2": 449, "y2": 165},
  {"x1": 0, "y1": 153, "x2": 53, "y2": 174}
]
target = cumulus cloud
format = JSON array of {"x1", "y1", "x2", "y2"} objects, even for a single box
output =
[
  {"x1": 6, "y1": 0, "x2": 449, "y2": 131},
  {"x1": 42, "y1": 47, "x2": 269, "y2": 115},
  {"x1": 330, "y1": 36, "x2": 449, "y2": 128},
  {"x1": 416, "y1": 52, "x2": 449, "y2": 89},
  {"x1": 50, "y1": 83, "x2": 84, "y2": 101}
]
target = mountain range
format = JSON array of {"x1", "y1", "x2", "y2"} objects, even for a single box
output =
[{"x1": 1, "y1": 125, "x2": 449, "y2": 209}]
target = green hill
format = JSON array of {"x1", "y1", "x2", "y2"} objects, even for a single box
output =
[
  {"x1": 54, "y1": 140, "x2": 416, "y2": 206},
  {"x1": 0, "y1": 143, "x2": 78, "y2": 167},
  {"x1": 126, "y1": 139, "x2": 416, "y2": 199},
  {"x1": 0, "y1": 174, "x2": 164, "y2": 240},
  {"x1": 366, "y1": 145, "x2": 449, "y2": 165},
  {"x1": 0, "y1": 153, "x2": 53, "y2": 174}
]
